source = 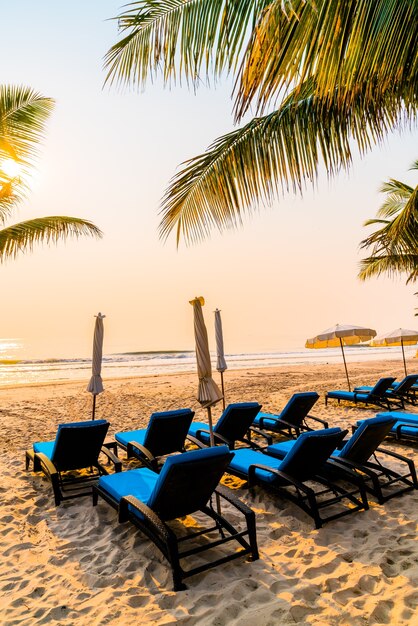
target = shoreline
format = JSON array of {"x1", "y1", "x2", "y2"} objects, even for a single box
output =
[{"x1": 0, "y1": 355, "x2": 415, "y2": 392}]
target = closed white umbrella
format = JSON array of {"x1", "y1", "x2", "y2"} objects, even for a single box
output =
[
  {"x1": 214, "y1": 308, "x2": 227, "y2": 410},
  {"x1": 306, "y1": 323, "x2": 376, "y2": 391},
  {"x1": 86, "y1": 312, "x2": 105, "y2": 419},
  {"x1": 371, "y1": 328, "x2": 418, "y2": 376},
  {"x1": 189, "y1": 297, "x2": 223, "y2": 445}
]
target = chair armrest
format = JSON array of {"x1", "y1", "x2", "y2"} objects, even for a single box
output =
[
  {"x1": 100, "y1": 446, "x2": 122, "y2": 472},
  {"x1": 33, "y1": 452, "x2": 58, "y2": 479},
  {"x1": 247, "y1": 427, "x2": 272, "y2": 446},
  {"x1": 186, "y1": 434, "x2": 207, "y2": 449},
  {"x1": 375, "y1": 445, "x2": 416, "y2": 467},
  {"x1": 305, "y1": 414, "x2": 329, "y2": 428},
  {"x1": 395, "y1": 423, "x2": 418, "y2": 439},
  {"x1": 215, "y1": 484, "x2": 255, "y2": 516},
  {"x1": 118, "y1": 495, "x2": 169, "y2": 542},
  {"x1": 195, "y1": 428, "x2": 232, "y2": 448},
  {"x1": 246, "y1": 462, "x2": 315, "y2": 497},
  {"x1": 127, "y1": 441, "x2": 158, "y2": 471}
]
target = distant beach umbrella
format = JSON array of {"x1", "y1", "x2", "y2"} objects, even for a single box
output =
[
  {"x1": 189, "y1": 297, "x2": 223, "y2": 446},
  {"x1": 371, "y1": 328, "x2": 418, "y2": 376},
  {"x1": 86, "y1": 312, "x2": 105, "y2": 419},
  {"x1": 214, "y1": 308, "x2": 227, "y2": 410},
  {"x1": 306, "y1": 323, "x2": 376, "y2": 391}
]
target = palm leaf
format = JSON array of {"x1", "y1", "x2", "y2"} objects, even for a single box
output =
[
  {"x1": 235, "y1": 0, "x2": 418, "y2": 120},
  {"x1": 104, "y1": 0, "x2": 269, "y2": 87},
  {"x1": 0, "y1": 85, "x2": 54, "y2": 165},
  {"x1": 0, "y1": 217, "x2": 102, "y2": 262},
  {"x1": 359, "y1": 183, "x2": 418, "y2": 283},
  {"x1": 159, "y1": 81, "x2": 405, "y2": 245}
]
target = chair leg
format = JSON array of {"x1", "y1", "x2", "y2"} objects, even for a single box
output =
[
  {"x1": 246, "y1": 511, "x2": 259, "y2": 561},
  {"x1": 51, "y1": 474, "x2": 62, "y2": 506}
]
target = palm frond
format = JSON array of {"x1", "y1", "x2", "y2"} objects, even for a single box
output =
[
  {"x1": 235, "y1": 0, "x2": 418, "y2": 120},
  {"x1": 104, "y1": 0, "x2": 269, "y2": 88},
  {"x1": 159, "y1": 81, "x2": 406, "y2": 245},
  {"x1": 0, "y1": 217, "x2": 102, "y2": 262},
  {"x1": 359, "y1": 184, "x2": 418, "y2": 283},
  {"x1": 0, "y1": 85, "x2": 54, "y2": 165}
]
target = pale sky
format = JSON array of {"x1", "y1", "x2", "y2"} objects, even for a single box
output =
[{"x1": 1, "y1": 1, "x2": 417, "y2": 359}]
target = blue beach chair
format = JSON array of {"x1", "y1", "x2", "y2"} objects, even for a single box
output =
[
  {"x1": 93, "y1": 445, "x2": 259, "y2": 591},
  {"x1": 226, "y1": 428, "x2": 368, "y2": 528},
  {"x1": 25, "y1": 420, "x2": 121, "y2": 505},
  {"x1": 267, "y1": 415, "x2": 417, "y2": 503},
  {"x1": 354, "y1": 374, "x2": 418, "y2": 407},
  {"x1": 360, "y1": 410, "x2": 418, "y2": 443},
  {"x1": 251, "y1": 392, "x2": 328, "y2": 438},
  {"x1": 187, "y1": 402, "x2": 263, "y2": 449},
  {"x1": 325, "y1": 377, "x2": 397, "y2": 409},
  {"x1": 114, "y1": 408, "x2": 195, "y2": 470}
]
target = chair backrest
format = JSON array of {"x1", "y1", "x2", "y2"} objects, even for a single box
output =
[
  {"x1": 393, "y1": 374, "x2": 418, "y2": 395},
  {"x1": 143, "y1": 409, "x2": 195, "y2": 456},
  {"x1": 147, "y1": 446, "x2": 234, "y2": 520},
  {"x1": 51, "y1": 420, "x2": 109, "y2": 471},
  {"x1": 338, "y1": 415, "x2": 396, "y2": 463},
  {"x1": 279, "y1": 392, "x2": 320, "y2": 426},
  {"x1": 370, "y1": 377, "x2": 396, "y2": 397},
  {"x1": 279, "y1": 428, "x2": 346, "y2": 481},
  {"x1": 214, "y1": 402, "x2": 262, "y2": 441}
]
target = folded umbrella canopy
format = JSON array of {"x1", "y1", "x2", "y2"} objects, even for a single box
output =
[
  {"x1": 86, "y1": 312, "x2": 105, "y2": 419},
  {"x1": 306, "y1": 323, "x2": 376, "y2": 391},
  {"x1": 189, "y1": 297, "x2": 223, "y2": 446},
  {"x1": 214, "y1": 308, "x2": 227, "y2": 410},
  {"x1": 371, "y1": 328, "x2": 418, "y2": 376}
]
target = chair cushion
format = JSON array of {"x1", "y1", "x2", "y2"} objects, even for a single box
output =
[
  {"x1": 252, "y1": 412, "x2": 281, "y2": 428},
  {"x1": 266, "y1": 439, "x2": 295, "y2": 459},
  {"x1": 114, "y1": 430, "x2": 146, "y2": 448},
  {"x1": 228, "y1": 448, "x2": 284, "y2": 483},
  {"x1": 188, "y1": 421, "x2": 212, "y2": 444},
  {"x1": 327, "y1": 391, "x2": 368, "y2": 401},
  {"x1": 372, "y1": 412, "x2": 418, "y2": 437},
  {"x1": 33, "y1": 440, "x2": 55, "y2": 459},
  {"x1": 98, "y1": 467, "x2": 159, "y2": 506}
]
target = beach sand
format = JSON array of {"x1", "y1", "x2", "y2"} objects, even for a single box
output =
[{"x1": 2, "y1": 359, "x2": 418, "y2": 625}]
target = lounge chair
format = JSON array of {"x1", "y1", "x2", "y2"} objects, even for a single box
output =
[
  {"x1": 325, "y1": 377, "x2": 397, "y2": 409},
  {"x1": 251, "y1": 392, "x2": 328, "y2": 438},
  {"x1": 93, "y1": 445, "x2": 259, "y2": 591},
  {"x1": 25, "y1": 419, "x2": 121, "y2": 506},
  {"x1": 354, "y1": 374, "x2": 418, "y2": 407},
  {"x1": 187, "y1": 402, "x2": 263, "y2": 449},
  {"x1": 267, "y1": 415, "x2": 417, "y2": 503},
  {"x1": 114, "y1": 408, "x2": 195, "y2": 470},
  {"x1": 226, "y1": 428, "x2": 368, "y2": 528},
  {"x1": 362, "y1": 411, "x2": 418, "y2": 443}
]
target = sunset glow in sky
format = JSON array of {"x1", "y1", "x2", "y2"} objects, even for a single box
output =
[{"x1": 1, "y1": 1, "x2": 417, "y2": 359}]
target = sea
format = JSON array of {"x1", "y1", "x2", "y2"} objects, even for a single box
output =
[{"x1": 0, "y1": 340, "x2": 415, "y2": 387}]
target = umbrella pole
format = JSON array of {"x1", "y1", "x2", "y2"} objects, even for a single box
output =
[
  {"x1": 92, "y1": 394, "x2": 96, "y2": 420},
  {"x1": 206, "y1": 405, "x2": 221, "y2": 513},
  {"x1": 220, "y1": 372, "x2": 226, "y2": 410},
  {"x1": 401, "y1": 339, "x2": 407, "y2": 376},
  {"x1": 339, "y1": 338, "x2": 351, "y2": 391}
]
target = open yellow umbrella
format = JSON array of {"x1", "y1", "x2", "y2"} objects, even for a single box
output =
[
  {"x1": 306, "y1": 323, "x2": 376, "y2": 391},
  {"x1": 371, "y1": 328, "x2": 418, "y2": 376}
]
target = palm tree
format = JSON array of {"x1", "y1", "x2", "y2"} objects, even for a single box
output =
[
  {"x1": 0, "y1": 85, "x2": 101, "y2": 261},
  {"x1": 105, "y1": 0, "x2": 418, "y2": 245},
  {"x1": 359, "y1": 161, "x2": 418, "y2": 284}
]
